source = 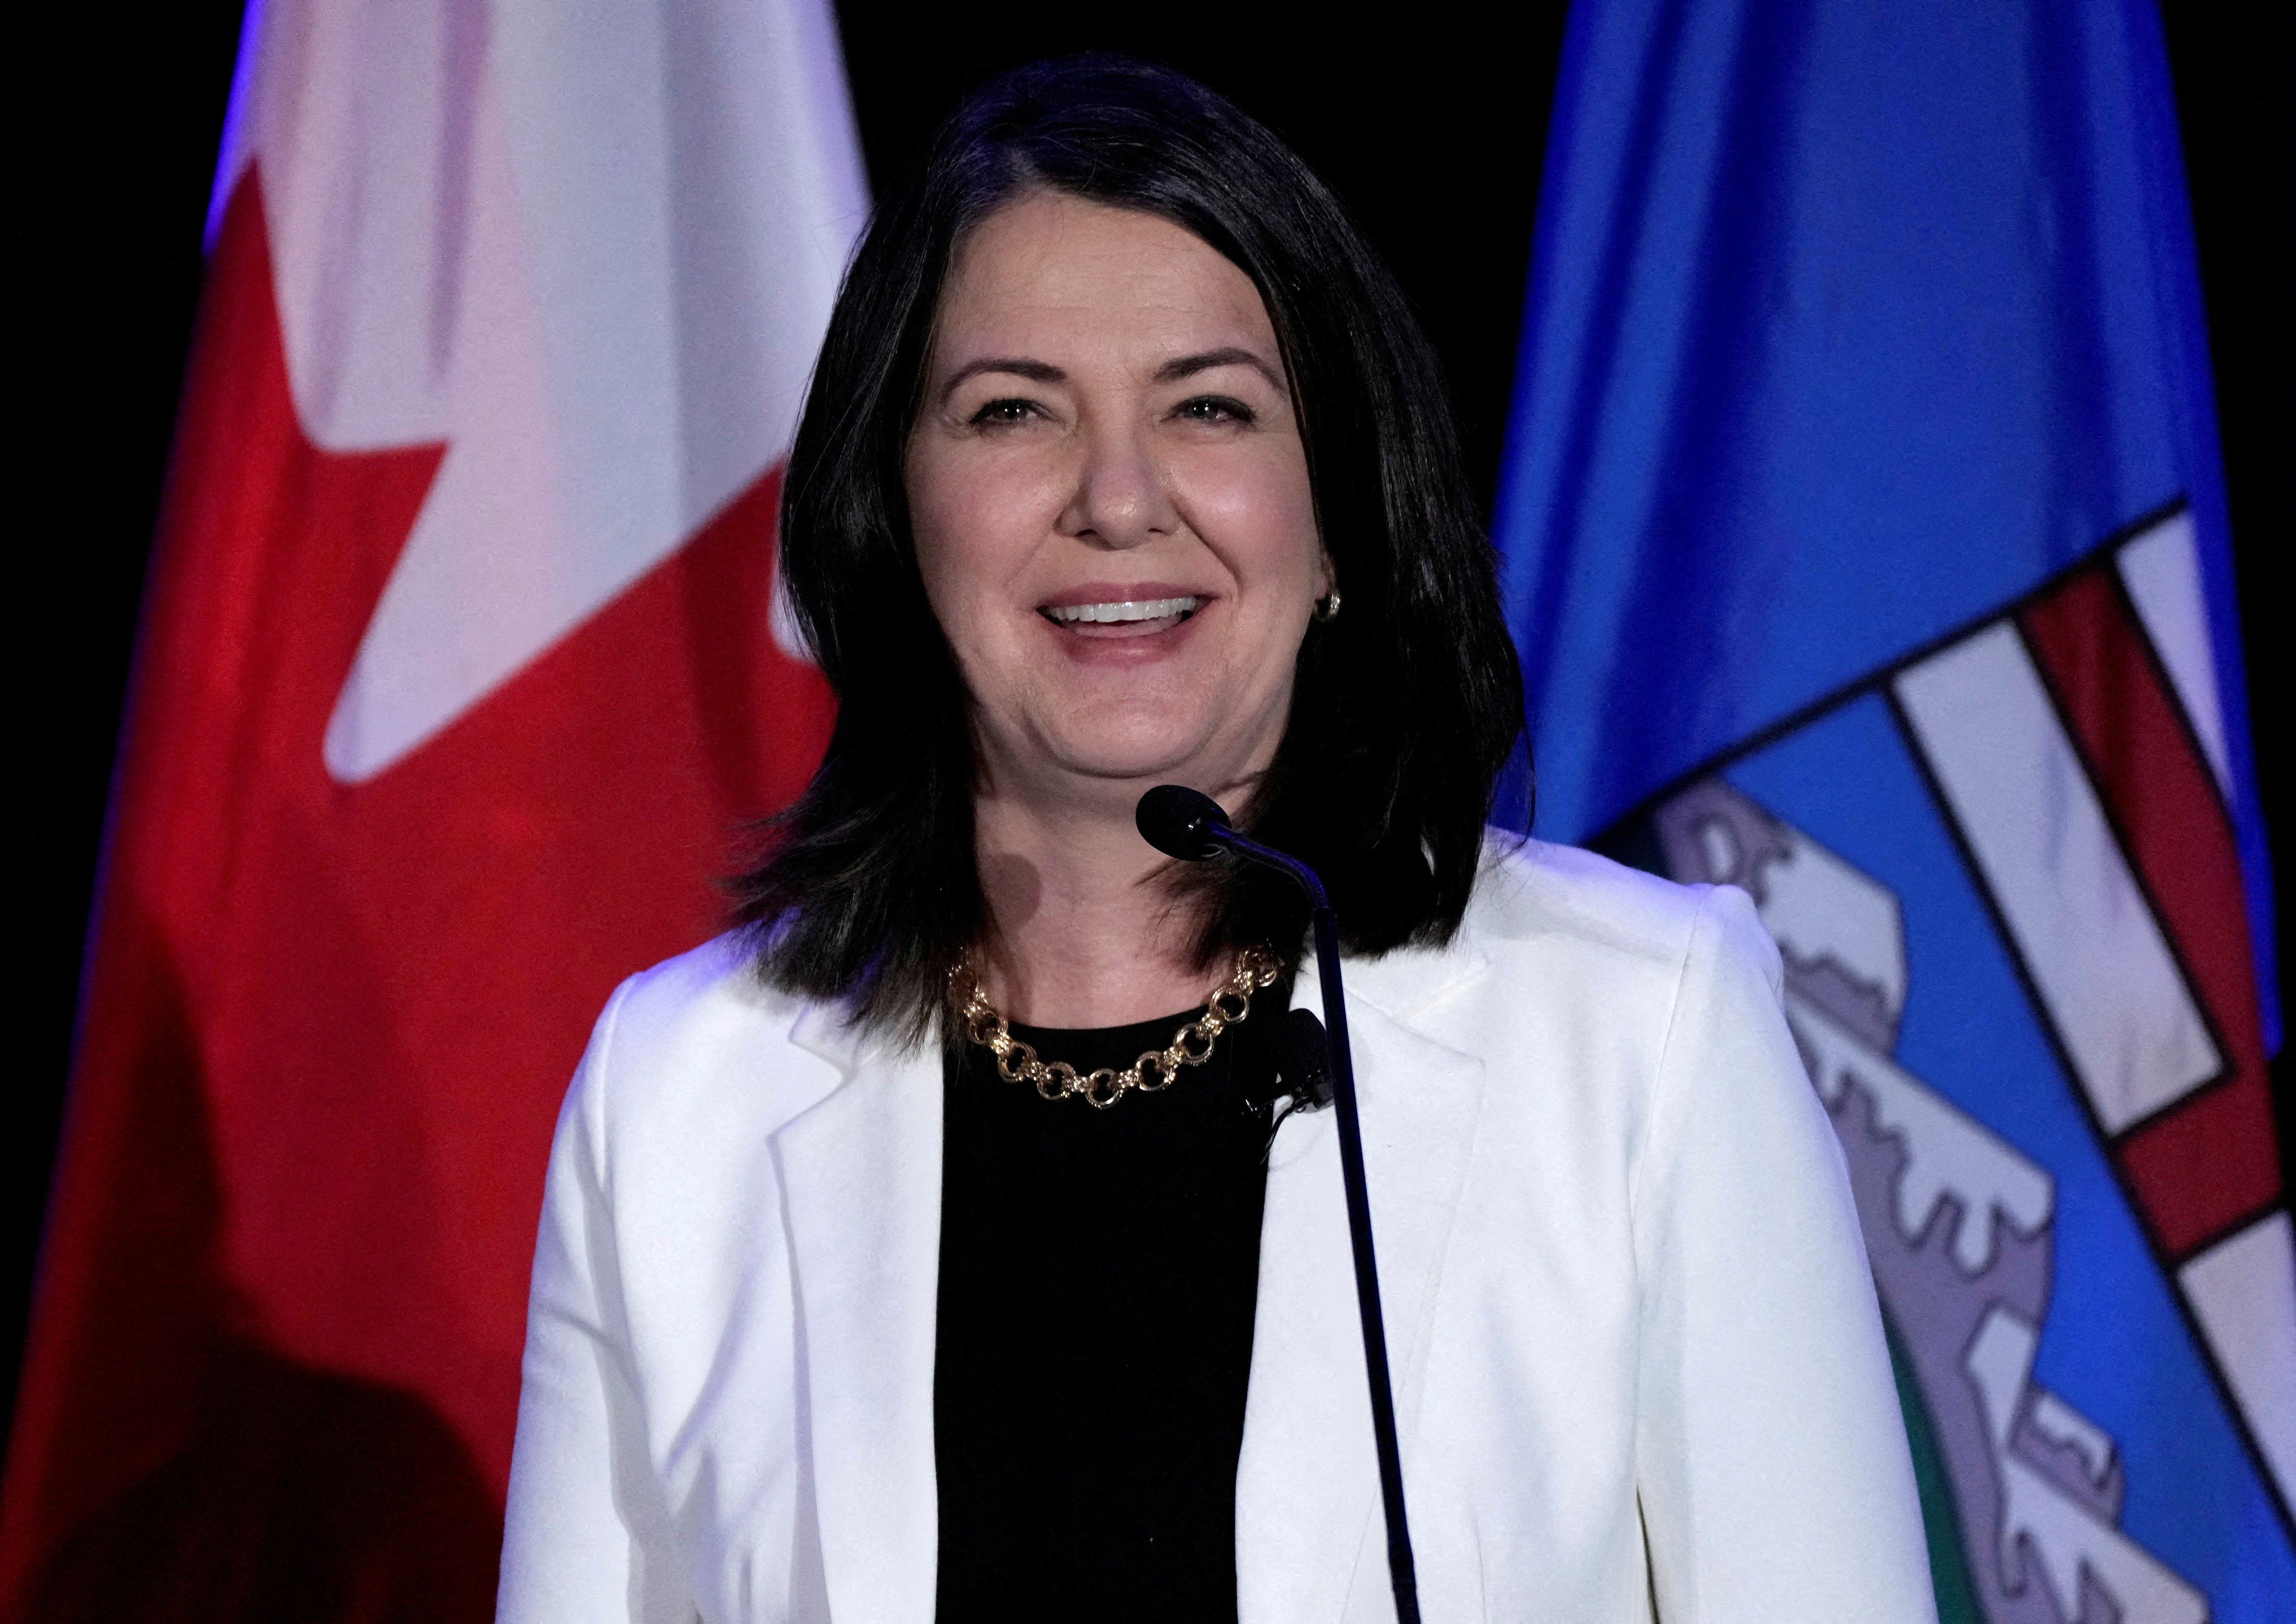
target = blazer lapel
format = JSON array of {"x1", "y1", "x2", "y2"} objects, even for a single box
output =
[
  {"x1": 772, "y1": 1010, "x2": 943, "y2": 1624},
  {"x1": 1237, "y1": 954, "x2": 1487, "y2": 1624}
]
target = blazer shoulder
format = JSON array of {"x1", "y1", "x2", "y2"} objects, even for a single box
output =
[
  {"x1": 577, "y1": 929, "x2": 839, "y2": 1138},
  {"x1": 1465, "y1": 833, "x2": 1781, "y2": 997},
  {"x1": 598, "y1": 928, "x2": 780, "y2": 1048},
  {"x1": 1473, "y1": 831, "x2": 1704, "y2": 951}
]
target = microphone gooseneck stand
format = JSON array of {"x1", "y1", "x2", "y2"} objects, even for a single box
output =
[{"x1": 1134, "y1": 785, "x2": 1423, "y2": 1624}]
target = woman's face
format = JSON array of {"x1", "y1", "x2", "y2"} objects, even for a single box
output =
[{"x1": 906, "y1": 190, "x2": 1328, "y2": 814}]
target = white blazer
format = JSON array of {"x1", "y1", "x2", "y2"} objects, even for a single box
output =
[{"x1": 496, "y1": 839, "x2": 1937, "y2": 1623}]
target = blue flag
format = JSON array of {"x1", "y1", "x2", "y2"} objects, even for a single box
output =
[{"x1": 1496, "y1": 2, "x2": 2293, "y2": 1619}]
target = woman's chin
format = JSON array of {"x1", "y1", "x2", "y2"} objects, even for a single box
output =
[{"x1": 1025, "y1": 720, "x2": 1251, "y2": 797}]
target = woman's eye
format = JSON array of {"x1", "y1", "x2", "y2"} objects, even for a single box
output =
[
  {"x1": 1176, "y1": 395, "x2": 1255, "y2": 425},
  {"x1": 969, "y1": 398, "x2": 1039, "y2": 427}
]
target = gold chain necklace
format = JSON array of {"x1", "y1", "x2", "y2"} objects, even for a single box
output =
[{"x1": 953, "y1": 946, "x2": 1281, "y2": 1110}]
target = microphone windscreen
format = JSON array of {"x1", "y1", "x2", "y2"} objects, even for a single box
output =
[
  {"x1": 1135, "y1": 784, "x2": 1229, "y2": 860},
  {"x1": 1267, "y1": 1008, "x2": 1334, "y2": 1112}
]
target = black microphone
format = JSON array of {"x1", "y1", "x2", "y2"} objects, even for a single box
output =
[{"x1": 1135, "y1": 784, "x2": 1424, "y2": 1624}]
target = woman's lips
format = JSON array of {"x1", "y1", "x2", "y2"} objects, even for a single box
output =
[{"x1": 1037, "y1": 591, "x2": 1206, "y2": 639}]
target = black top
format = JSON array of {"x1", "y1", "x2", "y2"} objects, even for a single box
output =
[{"x1": 934, "y1": 1004, "x2": 1283, "y2": 1623}]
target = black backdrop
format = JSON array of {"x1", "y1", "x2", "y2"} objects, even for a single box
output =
[{"x1": 15, "y1": 3, "x2": 2288, "y2": 1446}]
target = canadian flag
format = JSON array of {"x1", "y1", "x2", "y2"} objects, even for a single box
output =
[{"x1": 1, "y1": 1, "x2": 863, "y2": 1613}]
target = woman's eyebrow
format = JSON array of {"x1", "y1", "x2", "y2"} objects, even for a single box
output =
[
  {"x1": 940, "y1": 357, "x2": 1065, "y2": 400},
  {"x1": 1155, "y1": 347, "x2": 1283, "y2": 389}
]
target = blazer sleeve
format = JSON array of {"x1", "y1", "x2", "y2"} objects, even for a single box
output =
[
  {"x1": 1630, "y1": 885, "x2": 1937, "y2": 1623},
  {"x1": 496, "y1": 983, "x2": 694, "y2": 1624}
]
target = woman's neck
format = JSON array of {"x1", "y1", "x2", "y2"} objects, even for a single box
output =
[{"x1": 970, "y1": 784, "x2": 1227, "y2": 1028}]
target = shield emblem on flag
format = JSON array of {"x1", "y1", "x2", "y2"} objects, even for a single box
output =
[{"x1": 1604, "y1": 505, "x2": 2292, "y2": 1621}]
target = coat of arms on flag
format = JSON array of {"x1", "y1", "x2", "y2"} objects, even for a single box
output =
[{"x1": 1600, "y1": 504, "x2": 2291, "y2": 1621}]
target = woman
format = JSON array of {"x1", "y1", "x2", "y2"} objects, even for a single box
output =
[{"x1": 496, "y1": 58, "x2": 1934, "y2": 1624}]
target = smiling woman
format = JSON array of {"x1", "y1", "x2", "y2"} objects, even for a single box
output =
[
  {"x1": 742, "y1": 57, "x2": 1521, "y2": 1040},
  {"x1": 905, "y1": 192, "x2": 1337, "y2": 1028},
  {"x1": 494, "y1": 57, "x2": 1937, "y2": 1624}
]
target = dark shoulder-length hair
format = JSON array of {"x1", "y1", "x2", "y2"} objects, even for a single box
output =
[{"x1": 735, "y1": 55, "x2": 1524, "y2": 1037}]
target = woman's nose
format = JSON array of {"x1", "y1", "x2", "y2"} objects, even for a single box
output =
[{"x1": 1058, "y1": 422, "x2": 1178, "y2": 550}]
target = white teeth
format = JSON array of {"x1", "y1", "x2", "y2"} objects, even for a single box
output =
[{"x1": 1044, "y1": 596, "x2": 1203, "y2": 625}]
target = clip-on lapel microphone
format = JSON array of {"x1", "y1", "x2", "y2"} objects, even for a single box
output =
[{"x1": 1136, "y1": 784, "x2": 1423, "y2": 1624}]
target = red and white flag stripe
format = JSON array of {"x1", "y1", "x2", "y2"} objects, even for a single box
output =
[{"x1": 1893, "y1": 509, "x2": 2293, "y2": 1506}]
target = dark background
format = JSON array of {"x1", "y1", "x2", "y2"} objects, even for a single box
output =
[{"x1": 15, "y1": 3, "x2": 2288, "y2": 1441}]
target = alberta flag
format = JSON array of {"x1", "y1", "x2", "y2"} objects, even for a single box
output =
[{"x1": 1499, "y1": 3, "x2": 2291, "y2": 1621}]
